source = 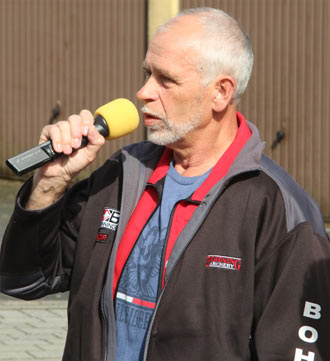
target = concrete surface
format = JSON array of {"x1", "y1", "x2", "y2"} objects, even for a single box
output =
[{"x1": 0, "y1": 299, "x2": 67, "y2": 361}]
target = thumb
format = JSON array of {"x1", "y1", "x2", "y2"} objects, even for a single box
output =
[{"x1": 84, "y1": 125, "x2": 106, "y2": 156}]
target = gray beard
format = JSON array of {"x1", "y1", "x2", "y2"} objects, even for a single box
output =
[{"x1": 142, "y1": 108, "x2": 202, "y2": 146}]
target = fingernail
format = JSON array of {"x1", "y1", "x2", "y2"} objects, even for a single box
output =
[
  {"x1": 57, "y1": 144, "x2": 62, "y2": 152},
  {"x1": 72, "y1": 138, "x2": 80, "y2": 148},
  {"x1": 83, "y1": 126, "x2": 89, "y2": 136},
  {"x1": 64, "y1": 145, "x2": 72, "y2": 154}
]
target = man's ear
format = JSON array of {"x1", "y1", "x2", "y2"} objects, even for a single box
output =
[{"x1": 212, "y1": 76, "x2": 236, "y2": 112}]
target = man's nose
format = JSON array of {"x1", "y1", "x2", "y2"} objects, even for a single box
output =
[{"x1": 136, "y1": 77, "x2": 158, "y2": 103}]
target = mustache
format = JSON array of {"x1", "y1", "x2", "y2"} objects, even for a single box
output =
[{"x1": 140, "y1": 106, "x2": 166, "y2": 121}]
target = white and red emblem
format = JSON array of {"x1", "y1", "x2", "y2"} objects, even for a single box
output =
[{"x1": 100, "y1": 208, "x2": 120, "y2": 231}]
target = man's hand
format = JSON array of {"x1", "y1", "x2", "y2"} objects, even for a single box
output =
[{"x1": 26, "y1": 109, "x2": 105, "y2": 210}]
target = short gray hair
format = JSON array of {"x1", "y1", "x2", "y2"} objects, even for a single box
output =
[{"x1": 157, "y1": 8, "x2": 254, "y2": 102}]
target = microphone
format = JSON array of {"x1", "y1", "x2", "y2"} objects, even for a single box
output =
[{"x1": 6, "y1": 98, "x2": 139, "y2": 176}]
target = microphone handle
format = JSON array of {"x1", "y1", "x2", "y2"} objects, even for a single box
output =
[{"x1": 6, "y1": 114, "x2": 109, "y2": 176}]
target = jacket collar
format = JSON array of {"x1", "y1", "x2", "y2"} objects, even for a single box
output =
[{"x1": 121, "y1": 114, "x2": 265, "y2": 202}]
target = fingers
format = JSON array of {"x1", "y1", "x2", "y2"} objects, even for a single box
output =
[
  {"x1": 39, "y1": 109, "x2": 97, "y2": 155},
  {"x1": 85, "y1": 124, "x2": 105, "y2": 152},
  {"x1": 34, "y1": 109, "x2": 104, "y2": 185},
  {"x1": 57, "y1": 120, "x2": 73, "y2": 154},
  {"x1": 79, "y1": 109, "x2": 94, "y2": 137}
]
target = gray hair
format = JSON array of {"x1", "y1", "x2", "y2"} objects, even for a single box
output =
[{"x1": 157, "y1": 8, "x2": 254, "y2": 102}]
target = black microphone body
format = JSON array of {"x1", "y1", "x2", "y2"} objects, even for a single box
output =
[{"x1": 6, "y1": 114, "x2": 109, "y2": 176}]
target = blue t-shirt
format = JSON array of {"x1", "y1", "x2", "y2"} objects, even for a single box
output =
[{"x1": 115, "y1": 162, "x2": 211, "y2": 361}]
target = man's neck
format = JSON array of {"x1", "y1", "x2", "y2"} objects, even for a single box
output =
[{"x1": 170, "y1": 108, "x2": 238, "y2": 177}]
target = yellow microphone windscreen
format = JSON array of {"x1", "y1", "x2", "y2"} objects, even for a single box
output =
[{"x1": 94, "y1": 98, "x2": 139, "y2": 140}]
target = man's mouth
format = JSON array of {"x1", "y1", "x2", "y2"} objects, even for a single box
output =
[
  {"x1": 143, "y1": 114, "x2": 161, "y2": 127},
  {"x1": 141, "y1": 107, "x2": 164, "y2": 127}
]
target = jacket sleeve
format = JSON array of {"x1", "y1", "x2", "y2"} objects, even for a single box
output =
[
  {"x1": 0, "y1": 176, "x2": 91, "y2": 300},
  {"x1": 251, "y1": 223, "x2": 330, "y2": 361}
]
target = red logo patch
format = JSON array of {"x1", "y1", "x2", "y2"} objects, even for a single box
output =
[
  {"x1": 96, "y1": 234, "x2": 108, "y2": 242},
  {"x1": 206, "y1": 255, "x2": 242, "y2": 271}
]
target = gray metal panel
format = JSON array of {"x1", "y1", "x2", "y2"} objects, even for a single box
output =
[
  {"x1": 181, "y1": 0, "x2": 330, "y2": 220},
  {"x1": 0, "y1": 0, "x2": 147, "y2": 180}
]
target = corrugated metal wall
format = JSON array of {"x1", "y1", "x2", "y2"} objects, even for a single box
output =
[
  {"x1": 0, "y1": 0, "x2": 147, "y2": 180},
  {"x1": 181, "y1": 0, "x2": 330, "y2": 220}
]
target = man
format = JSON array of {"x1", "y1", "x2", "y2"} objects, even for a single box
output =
[{"x1": 1, "y1": 7, "x2": 329, "y2": 361}]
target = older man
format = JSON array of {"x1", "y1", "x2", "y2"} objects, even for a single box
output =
[{"x1": 1, "y1": 7, "x2": 329, "y2": 361}]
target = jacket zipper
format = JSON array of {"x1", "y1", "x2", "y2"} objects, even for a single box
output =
[
  {"x1": 156, "y1": 200, "x2": 180, "y2": 298},
  {"x1": 156, "y1": 197, "x2": 200, "y2": 297},
  {"x1": 142, "y1": 197, "x2": 205, "y2": 361},
  {"x1": 143, "y1": 268, "x2": 170, "y2": 361},
  {"x1": 101, "y1": 288, "x2": 108, "y2": 361}
]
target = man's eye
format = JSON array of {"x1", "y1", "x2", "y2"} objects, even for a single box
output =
[
  {"x1": 144, "y1": 72, "x2": 151, "y2": 83},
  {"x1": 160, "y1": 75, "x2": 174, "y2": 85}
]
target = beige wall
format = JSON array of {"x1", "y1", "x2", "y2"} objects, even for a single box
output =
[{"x1": 148, "y1": 0, "x2": 179, "y2": 41}]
